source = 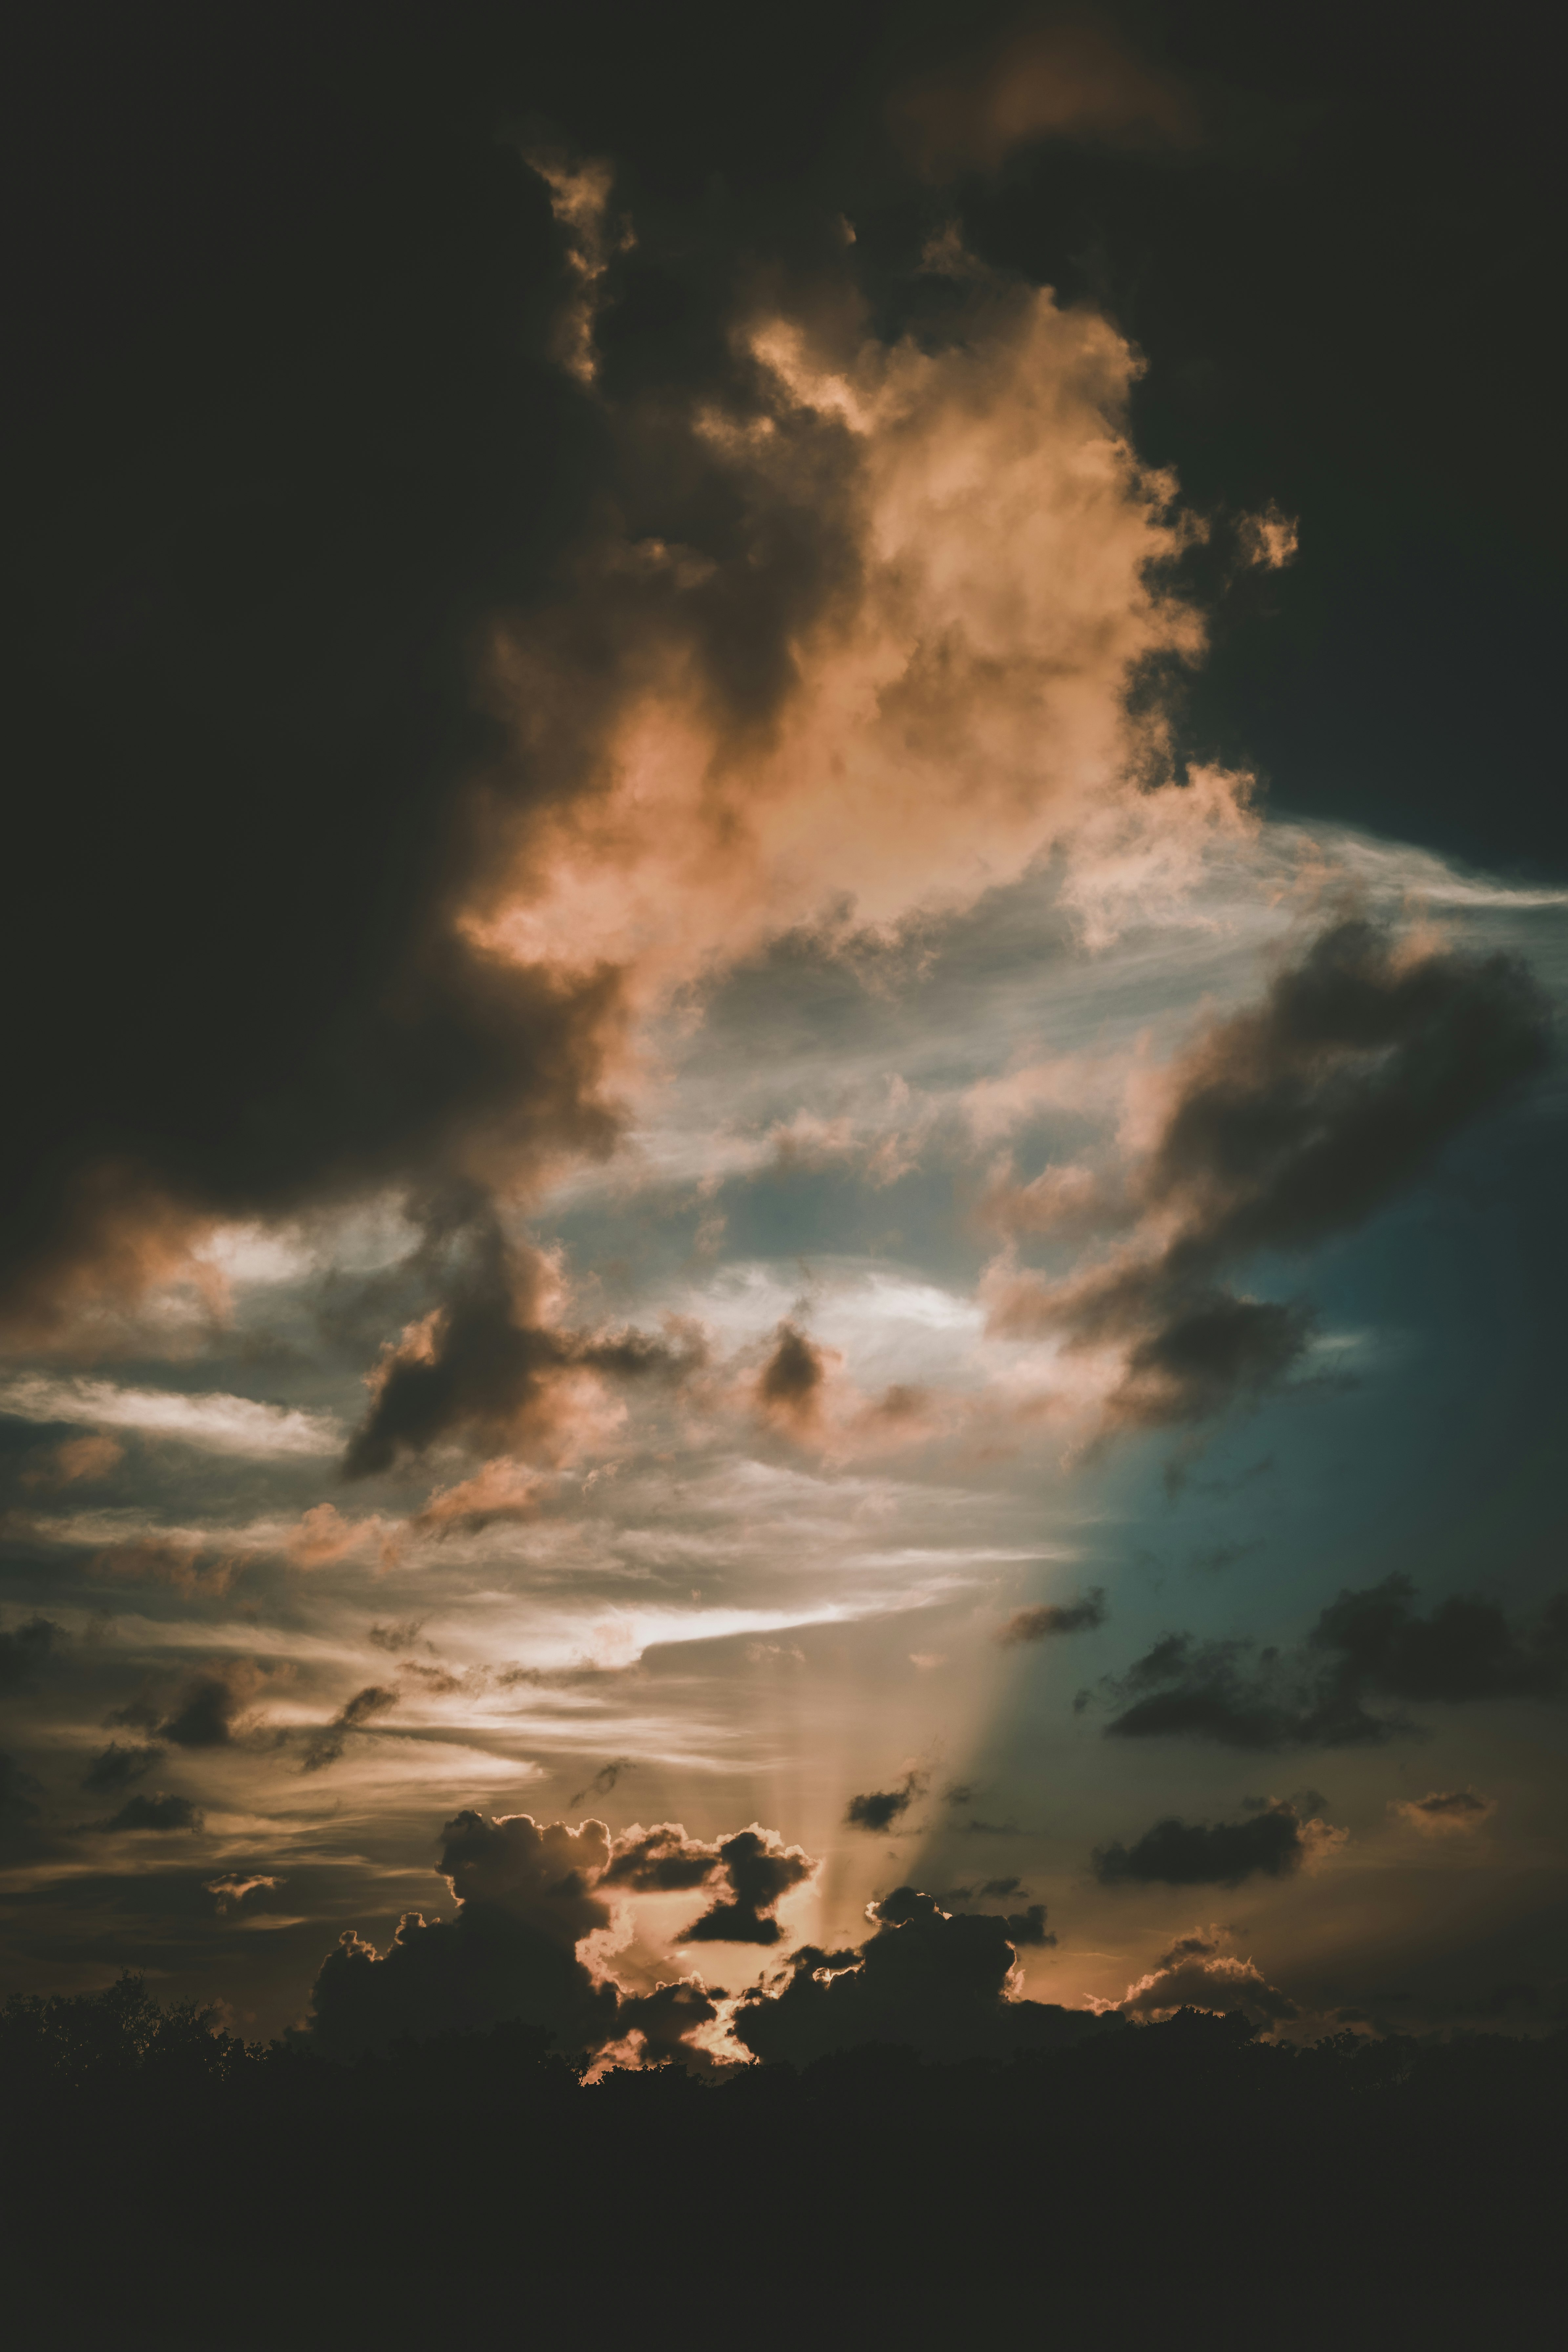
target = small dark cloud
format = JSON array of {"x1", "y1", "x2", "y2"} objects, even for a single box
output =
[
  {"x1": 961, "y1": 1818, "x2": 1019, "y2": 1837},
  {"x1": 997, "y1": 1590, "x2": 1106, "y2": 1645},
  {"x1": 942, "y1": 1783, "x2": 977, "y2": 1807},
  {"x1": 1094, "y1": 1799, "x2": 1334, "y2": 1887},
  {"x1": 568, "y1": 1758, "x2": 635, "y2": 1808},
  {"x1": 303, "y1": 1685, "x2": 400, "y2": 1773},
  {"x1": 677, "y1": 1829, "x2": 813, "y2": 1946},
  {"x1": 0, "y1": 1615, "x2": 65, "y2": 1696},
  {"x1": 755, "y1": 1321, "x2": 827, "y2": 1433},
  {"x1": 368, "y1": 1619, "x2": 427, "y2": 1654},
  {"x1": 117, "y1": 1662, "x2": 265, "y2": 1752},
  {"x1": 82, "y1": 1741, "x2": 166, "y2": 1792},
  {"x1": 99, "y1": 1792, "x2": 204, "y2": 1833},
  {"x1": 846, "y1": 1769, "x2": 928, "y2": 1833},
  {"x1": 0, "y1": 1750, "x2": 47, "y2": 1862}
]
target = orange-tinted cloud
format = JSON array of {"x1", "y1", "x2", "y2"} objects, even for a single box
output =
[{"x1": 889, "y1": 19, "x2": 1203, "y2": 179}]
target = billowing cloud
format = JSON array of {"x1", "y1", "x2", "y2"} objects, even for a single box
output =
[
  {"x1": 676, "y1": 1827, "x2": 814, "y2": 1946},
  {"x1": 998, "y1": 1590, "x2": 1106, "y2": 1645},
  {"x1": 986, "y1": 920, "x2": 1551, "y2": 1431},
  {"x1": 1094, "y1": 1798, "x2": 1345, "y2": 1887},
  {"x1": 1081, "y1": 1577, "x2": 1568, "y2": 1748},
  {"x1": 1119, "y1": 1944, "x2": 1299, "y2": 2026},
  {"x1": 732, "y1": 1887, "x2": 1097, "y2": 2067}
]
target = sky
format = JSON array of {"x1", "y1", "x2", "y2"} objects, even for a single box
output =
[{"x1": 3, "y1": 1, "x2": 1564, "y2": 2065}]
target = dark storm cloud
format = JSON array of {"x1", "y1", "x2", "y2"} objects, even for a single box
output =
[
  {"x1": 997, "y1": 1590, "x2": 1106, "y2": 1645},
  {"x1": 677, "y1": 1829, "x2": 813, "y2": 1946},
  {"x1": 989, "y1": 921, "x2": 1552, "y2": 1430},
  {"x1": 302, "y1": 1685, "x2": 401, "y2": 1774},
  {"x1": 1093, "y1": 1799, "x2": 1330, "y2": 1887},
  {"x1": 95, "y1": 1793, "x2": 205, "y2": 1834},
  {"x1": 82, "y1": 1742, "x2": 166, "y2": 1793},
  {"x1": 732, "y1": 1887, "x2": 1095, "y2": 2068},
  {"x1": 846, "y1": 1769, "x2": 928, "y2": 1833},
  {"x1": 0, "y1": 1615, "x2": 64, "y2": 1696},
  {"x1": 113, "y1": 1663, "x2": 268, "y2": 1752},
  {"x1": 1081, "y1": 1577, "x2": 1568, "y2": 1749}
]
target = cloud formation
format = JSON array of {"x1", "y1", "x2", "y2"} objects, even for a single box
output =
[
  {"x1": 1391, "y1": 1788, "x2": 1496, "y2": 1835},
  {"x1": 1119, "y1": 1942, "x2": 1299, "y2": 2027},
  {"x1": 676, "y1": 1828, "x2": 814, "y2": 1946},
  {"x1": 732, "y1": 1887, "x2": 1092, "y2": 2067},
  {"x1": 986, "y1": 920, "x2": 1551, "y2": 1431},
  {"x1": 1082, "y1": 1577, "x2": 1568, "y2": 1748},
  {"x1": 998, "y1": 1590, "x2": 1106, "y2": 1645},
  {"x1": 889, "y1": 20, "x2": 1203, "y2": 177},
  {"x1": 846, "y1": 1770, "x2": 928, "y2": 1833},
  {"x1": 0, "y1": 1615, "x2": 62, "y2": 1697},
  {"x1": 302, "y1": 1685, "x2": 401, "y2": 1774},
  {"x1": 1094, "y1": 1798, "x2": 1344, "y2": 1887}
]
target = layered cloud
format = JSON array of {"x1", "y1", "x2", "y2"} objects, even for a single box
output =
[{"x1": 1093, "y1": 1798, "x2": 1346, "y2": 1887}]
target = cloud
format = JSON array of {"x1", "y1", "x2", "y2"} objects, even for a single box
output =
[
  {"x1": 206, "y1": 1872, "x2": 282, "y2": 1911},
  {"x1": 1391, "y1": 1788, "x2": 1496, "y2": 1835},
  {"x1": 345, "y1": 1221, "x2": 701, "y2": 1477},
  {"x1": 0, "y1": 1614, "x2": 64, "y2": 1697},
  {"x1": 998, "y1": 1590, "x2": 1106, "y2": 1645},
  {"x1": 1119, "y1": 1946, "x2": 1298, "y2": 2027},
  {"x1": 97, "y1": 1792, "x2": 204, "y2": 1834},
  {"x1": 889, "y1": 21, "x2": 1203, "y2": 177},
  {"x1": 1081, "y1": 1578, "x2": 1568, "y2": 1749},
  {"x1": 1093, "y1": 1799, "x2": 1346, "y2": 1887},
  {"x1": 105, "y1": 1661, "x2": 269, "y2": 1752},
  {"x1": 846, "y1": 1769, "x2": 928, "y2": 1833},
  {"x1": 985, "y1": 920, "x2": 1552, "y2": 1432},
  {"x1": 302, "y1": 1684, "x2": 401, "y2": 1774},
  {"x1": 284, "y1": 1504, "x2": 398, "y2": 1570},
  {"x1": 412, "y1": 1457, "x2": 544, "y2": 1538},
  {"x1": 308, "y1": 1809, "x2": 749, "y2": 2068},
  {"x1": 732, "y1": 1887, "x2": 1095, "y2": 2067},
  {"x1": 754, "y1": 1322, "x2": 831, "y2": 1437},
  {"x1": 0, "y1": 1375, "x2": 340, "y2": 1457},
  {"x1": 82, "y1": 1742, "x2": 165, "y2": 1792},
  {"x1": 368, "y1": 1620, "x2": 427, "y2": 1654},
  {"x1": 676, "y1": 1828, "x2": 814, "y2": 1946},
  {"x1": 20, "y1": 1432, "x2": 123, "y2": 1489},
  {"x1": 569, "y1": 1759, "x2": 636, "y2": 1808}
]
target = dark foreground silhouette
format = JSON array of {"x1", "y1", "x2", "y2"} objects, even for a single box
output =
[{"x1": 2, "y1": 1978, "x2": 1560, "y2": 2347}]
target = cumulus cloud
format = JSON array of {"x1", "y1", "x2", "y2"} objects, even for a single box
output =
[
  {"x1": 998, "y1": 1591, "x2": 1106, "y2": 1645},
  {"x1": 985, "y1": 920, "x2": 1551, "y2": 1432},
  {"x1": 1093, "y1": 1799, "x2": 1346, "y2": 1887},
  {"x1": 308, "y1": 1809, "x2": 784, "y2": 2067},
  {"x1": 676, "y1": 1828, "x2": 814, "y2": 1946},
  {"x1": 1391, "y1": 1788, "x2": 1496, "y2": 1835},
  {"x1": 732, "y1": 1887, "x2": 1094, "y2": 2067},
  {"x1": 1079, "y1": 1578, "x2": 1568, "y2": 1749},
  {"x1": 1119, "y1": 1944, "x2": 1298, "y2": 2027}
]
